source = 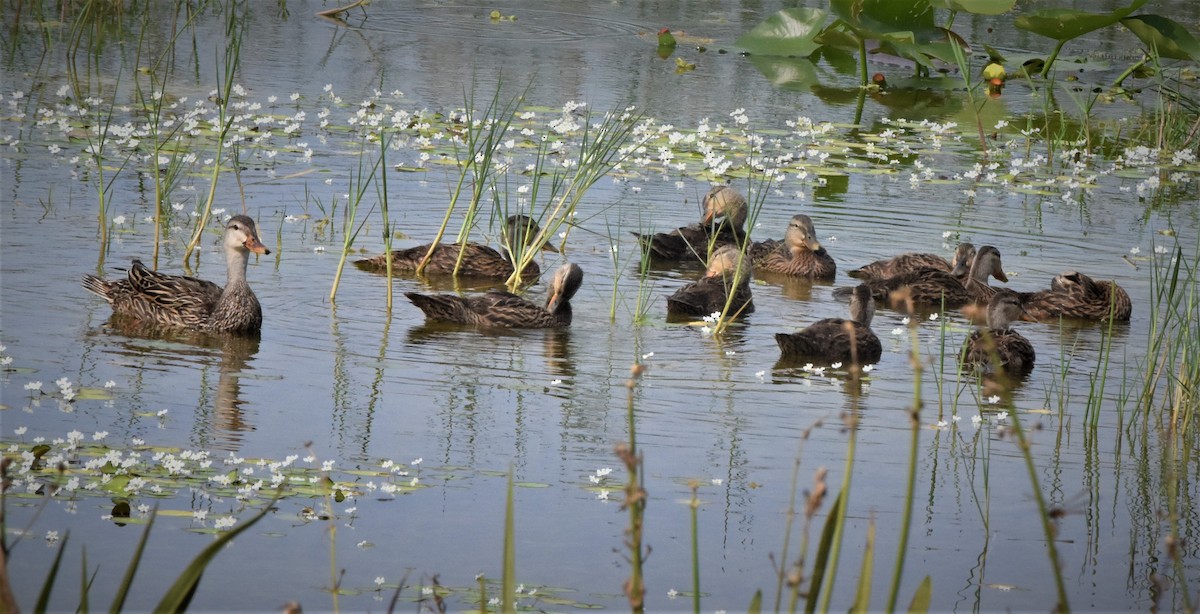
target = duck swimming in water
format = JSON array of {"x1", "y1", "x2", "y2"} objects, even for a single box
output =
[
  {"x1": 848, "y1": 242, "x2": 975, "y2": 282},
  {"x1": 666, "y1": 245, "x2": 755, "y2": 319},
  {"x1": 82, "y1": 215, "x2": 270, "y2": 334},
  {"x1": 748, "y1": 214, "x2": 836, "y2": 280},
  {"x1": 775, "y1": 284, "x2": 882, "y2": 366},
  {"x1": 1020, "y1": 270, "x2": 1131, "y2": 322},
  {"x1": 634, "y1": 185, "x2": 748, "y2": 263},
  {"x1": 850, "y1": 245, "x2": 1007, "y2": 310},
  {"x1": 356, "y1": 214, "x2": 556, "y2": 280},
  {"x1": 405, "y1": 262, "x2": 584, "y2": 328},
  {"x1": 962, "y1": 290, "x2": 1035, "y2": 378}
]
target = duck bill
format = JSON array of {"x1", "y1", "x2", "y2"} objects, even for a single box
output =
[
  {"x1": 950, "y1": 262, "x2": 969, "y2": 277},
  {"x1": 245, "y1": 236, "x2": 271, "y2": 255},
  {"x1": 804, "y1": 237, "x2": 822, "y2": 251},
  {"x1": 545, "y1": 287, "x2": 563, "y2": 312},
  {"x1": 541, "y1": 241, "x2": 559, "y2": 253},
  {"x1": 701, "y1": 210, "x2": 716, "y2": 225},
  {"x1": 992, "y1": 266, "x2": 1009, "y2": 283}
]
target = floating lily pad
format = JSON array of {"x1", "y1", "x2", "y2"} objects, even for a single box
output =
[{"x1": 734, "y1": 8, "x2": 828, "y2": 58}]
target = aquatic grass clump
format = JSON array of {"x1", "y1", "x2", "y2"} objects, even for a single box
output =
[{"x1": 503, "y1": 103, "x2": 649, "y2": 288}]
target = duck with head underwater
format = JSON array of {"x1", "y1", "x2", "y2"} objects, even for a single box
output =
[{"x1": 633, "y1": 185, "x2": 748, "y2": 264}]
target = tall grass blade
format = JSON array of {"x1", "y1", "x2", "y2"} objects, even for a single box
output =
[
  {"x1": 153, "y1": 495, "x2": 278, "y2": 612},
  {"x1": 108, "y1": 505, "x2": 158, "y2": 613},
  {"x1": 805, "y1": 489, "x2": 843, "y2": 614},
  {"x1": 906, "y1": 575, "x2": 932, "y2": 613},
  {"x1": 79, "y1": 546, "x2": 89, "y2": 614},
  {"x1": 35, "y1": 531, "x2": 69, "y2": 613},
  {"x1": 502, "y1": 468, "x2": 516, "y2": 613},
  {"x1": 747, "y1": 588, "x2": 762, "y2": 613},
  {"x1": 850, "y1": 519, "x2": 875, "y2": 613}
]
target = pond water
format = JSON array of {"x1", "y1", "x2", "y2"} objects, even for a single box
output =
[{"x1": 2, "y1": 0, "x2": 1199, "y2": 611}]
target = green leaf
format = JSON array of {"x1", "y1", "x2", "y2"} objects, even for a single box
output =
[
  {"x1": 851, "y1": 520, "x2": 875, "y2": 612},
  {"x1": 906, "y1": 575, "x2": 933, "y2": 613},
  {"x1": 831, "y1": 0, "x2": 939, "y2": 41},
  {"x1": 746, "y1": 56, "x2": 820, "y2": 91},
  {"x1": 805, "y1": 490, "x2": 844, "y2": 614},
  {"x1": 734, "y1": 8, "x2": 828, "y2": 57},
  {"x1": 929, "y1": 0, "x2": 1016, "y2": 15},
  {"x1": 154, "y1": 494, "x2": 279, "y2": 612},
  {"x1": 748, "y1": 589, "x2": 763, "y2": 613},
  {"x1": 1121, "y1": 15, "x2": 1200, "y2": 61},
  {"x1": 36, "y1": 532, "x2": 69, "y2": 613},
  {"x1": 110, "y1": 506, "x2": 158, "y2": 613},
  {"x1": 1014, "y1": 0, "x2": 1147, "y2": 42}
]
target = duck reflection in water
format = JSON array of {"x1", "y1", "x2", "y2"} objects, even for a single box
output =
[
  {"x1": 96, "y1": 316, "x2": 262, "y2": 452},
  {"x1": 405, "y1": 324, "x2": 577, "y2": 386}
]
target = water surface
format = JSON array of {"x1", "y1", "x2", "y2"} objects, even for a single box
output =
[{"x1": 2, "y1": 0, "x2": 1198, "y2": 611}]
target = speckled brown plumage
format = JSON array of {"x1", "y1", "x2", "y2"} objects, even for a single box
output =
[
  {"x1": 82, "y1": 215, "x2": 269, "y2": 334},
  {"x1": 633, "y1": 185, "x2": 749, "y2": 263},
  {"x1": 748, "y1": 214, "x2": 836, "y2": 280},
  {"x1": 1021, "y1": 271, "x2": 1131, "y2": 322},
  {"x1": 776, "y1": 284, "x2": 881, "y2": 365},
  {"x1": 666, "y1": 245, "x2": 755, "y2": 318},
  {"x1": 405, "y1": 262, "x2": 583, "y2": 328},
  {"x1": 963, "y1": 290, "x2": 1035, "y2": 377},
  {"x1": 356, "y1": 215, "x2": 555, "y2": 279},
  {"x1": 848, "y1": 243, "x2": 975, "y2": 282},
  {"x1": 852, "y1": 245, "x2": 1007, "y2": 310}
]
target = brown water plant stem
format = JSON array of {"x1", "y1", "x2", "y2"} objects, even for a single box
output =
[{"x1": 619, "y1": 362, "x2": 648, "y2": 612}]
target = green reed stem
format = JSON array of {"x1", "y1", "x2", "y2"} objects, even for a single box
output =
[
  {"x1": 502, "y1": 468, "x2": 517, "y2": 612},
  {"x1": 329, "y1": 138, "x2": 383, "y2": 302},
  {"x1": 417, "y1": 82, "x2": 521, "y2": 277},
  {"x1": 689, "y1": 482, "x2": 701, "y2": 614},
  {"x1": 885, "y1": 317, "x2": 923, "y2": 612},
  {"x1": 817, "y1": 417, "x2": 858, "y2": 612},
  {"x1": 850, "y1": 518, "x2": 876, "y2": 612},
  {"x1": 712, "y1": 170, "x2": 773, "y2": 336},
  {"x1": 1005, "y1": 404, "x2": 1069, "y2": 611},
  {"x1": 949, "y1": 41, "x2": 990, "y2": 158},
  {"x1": 184, "y1": 6, "x2": 244, "y2": 266},
  {"x1": 505, "y1": 105, "x2": 646, "y2": 288},
  {"x1": 377, "y1": 134, "x2": 394, "y2": 310}
]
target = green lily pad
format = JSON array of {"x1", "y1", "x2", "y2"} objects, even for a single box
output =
[
  {"x1": 830, "y1": 0, "x2": 939, "y2": 41},
  {"x1": 1121, "y1": 15, "x2": 1200, "y2": 61},
  {"x1": 734, "y1": 8, "x2": 828, "y2": 58},
  {"x1": 1014, "y1": 0, "x2": 1147, "y2": 42},
  {"x1": 929, "y1": 0, "x2": 1016, "y2": 15}
]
